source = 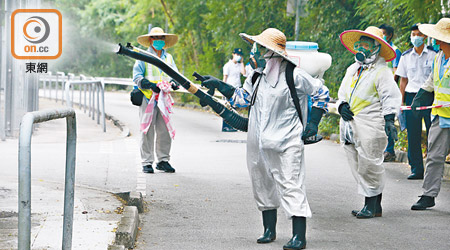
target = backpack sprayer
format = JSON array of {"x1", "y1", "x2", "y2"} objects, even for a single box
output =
[{"x1": 115, "y1": 43, "x2": 249, "y2": 131}]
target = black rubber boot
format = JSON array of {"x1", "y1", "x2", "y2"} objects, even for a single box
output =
[
  {"x1": 375, "y1": 193, "x2": 382, "y2": 217},
  {"x1": 256, "y1": 209, "x2": 277, "y2": 243},
  {"x1": 352, "y1": 193, "x2": 382, "y2": 217},
  {"x1": 356, "y1": 196, "x2": 377, "y2": 219},
  {"x1": 283, "y1": 216, "x2": 306, "y2": 250},
  {"x1": 411, "y1": 195, "x2": 435, "y2": 210}
]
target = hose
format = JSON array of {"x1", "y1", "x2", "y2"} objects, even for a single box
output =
[{"x1": 116, "y1": 43, "x2": 248, "y2": 131}]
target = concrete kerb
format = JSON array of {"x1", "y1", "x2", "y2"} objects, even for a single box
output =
[
  {"x1": 110, "y1": 192, "x2": 144, "y2": 248},
  {"x1": 114, "y1": 206, "x2": 140, "y2": 249},
  {"x1": 108, "y1": 245, "x2": 126, "y2": 250},
  {"x1": 114, "y1": 192, "x2": 145, "y2": 214},
  {"x1": 105, "y1": 112, "x2": 130, "y2": 137}
]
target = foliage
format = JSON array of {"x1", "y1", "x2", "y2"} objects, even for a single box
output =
[
  {"x1": 50, "y1": 0, "x2": 450, "y2": 97},
  {"x1": 318, "y1": 113, "x2": 340, "y2": 139}
]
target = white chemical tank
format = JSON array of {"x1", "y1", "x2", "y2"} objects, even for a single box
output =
[{"x1": 286, "y1": 41, "x2": 332, "y2": 78}]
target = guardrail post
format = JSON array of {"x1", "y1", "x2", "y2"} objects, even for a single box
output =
[
  {"x1": 83, "y1": 84, "x2": 87, "y2": 113},
  {"x1": 79, "y1": 75, "x2": 85, "y2": 110},
  {"x1": 64, "y1": 80, "x2": 106, "y2": 132},
  {"x1": 89, "y1": 84, "x2": 92, "y2": 118},
  {"x1": 56, "y1": 72, "x2": 65, "y2": 103},
  {"x1": 100, "y1": 80, "x2": 106, "y2": 132},
  {"x1": 18, "y1": 108, "x2": 77, "y2": 250}
]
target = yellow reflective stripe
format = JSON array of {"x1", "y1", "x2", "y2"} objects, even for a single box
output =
[
  {"x1": 140, "y1": 88, "x2": 153, "y2": 100},
  {"x1": 347, "y1": 67, "x2": 383, "y2": 115},
  {"x1": 435, "y1": 92, "x2": 450, "y2": 102},
  {"x1": 141, "y1": 54, "x2": 173, "y2": 100},
  {"x1": 350, "y1": 96, "x2": 372, "y2": 115},
  {"x1": 432, "y1": 55, "x2": 450, "y2": 117},
  {"x1": 350, "y1": 83, "x2": 379, "y2": 115}
]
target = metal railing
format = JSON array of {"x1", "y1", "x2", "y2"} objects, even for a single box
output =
[
  {"x1": 38, "y1": 72, "x2": 75, "y2": 104},
  {"x1": 18, "y1": 108, "x2": 77, "y2": 250},
  {"x1": 64, "y1": 78, "x2": 106, "y2": 132},
  {"x1": 38, "y1": 73, "x2": 106, "y2": 132}
]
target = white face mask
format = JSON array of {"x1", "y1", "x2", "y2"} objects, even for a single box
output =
[{"x1": 234, "y1": 55, "x2": 242, "y2": 62}]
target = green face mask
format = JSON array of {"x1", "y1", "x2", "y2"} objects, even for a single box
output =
[
  {"x1": 249, "y1": 43, "x2": 267, "y2": 69},
  {"x1": 353, "y1": 40, "x2": 380, "y2": 62}
]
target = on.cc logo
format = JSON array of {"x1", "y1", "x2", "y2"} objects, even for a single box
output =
[
  {"x1": 11, "y1": 9, "x2": 62, "y2": 60},
  {"x1": 23, "y1": 16, "x2": 50, "y2": 44}
]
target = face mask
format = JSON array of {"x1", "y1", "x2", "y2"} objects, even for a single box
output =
[
  {"x1": 249, "y1": 43, "x2": 267, "y2": 69},
  {"x1": 234, "y1": 55, "x2": 242, "y2": 62},
  {"x1": 383, "y1": 35, "x2": 387, "y2": 42},
  {"x1": 355, "y1": 46, "x2": 372, "y2": 63},
  {"x1": 355, "y1": 53, "x2": 378, "y2": 65},
  {"x1": 411, "y1": 36, "x2": 424, "y2": 48},
  {"x1": 353, "y1": 40, "x2": 380, "y2": 63},
  {"x1": 152, "y1": 40, "x2": 165, "y2": 50}
]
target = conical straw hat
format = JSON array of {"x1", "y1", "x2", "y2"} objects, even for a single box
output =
[
  {"x1": 137, "y1": 27, "x2": 178, "y2": 49},
  {"x1": 419, "y1": 18, "x2": 450, "y2": 43},
  {"x1": 240, "y1": 28, "x2": 297, "y2": 66},
  {"x1": 340, "y1": 26, "x2": 396, "y2": 62}
]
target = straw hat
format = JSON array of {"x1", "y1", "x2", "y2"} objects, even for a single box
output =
[
  {"x1": 137, "y1": 27, "x2": 178, "y2": 49},
  {"x1": 419, "y1": 18, "x2": 450, "y2": 43},
  {"x1": 340, "y1": 26, "x2": 396, "y2": 62},
  {"x1": 239, "y1": 28, "x2": 297, "y2": 65}
]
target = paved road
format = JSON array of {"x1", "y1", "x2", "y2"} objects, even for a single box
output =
[{"x1": 104, "y1": 92, "x2": 450, "y2": 250}]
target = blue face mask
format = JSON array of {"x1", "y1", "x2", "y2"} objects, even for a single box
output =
[
  {"x1": 152, "y1": 40, "x2": 165, "y2": 50},
  {"x1": 411, "y1": 36, "x2": 424, "y2": 48},
  {"x1": 383, "y1": 35, "x2": 387, "y2": 42}
]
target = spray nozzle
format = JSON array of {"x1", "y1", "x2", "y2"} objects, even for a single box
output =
[{"x1": 115, "y1": 43, "x2": 123, "y2": 54}]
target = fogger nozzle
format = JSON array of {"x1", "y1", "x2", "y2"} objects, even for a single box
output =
[
  {"x1": 115, "y1": 43, "x2": 133, "y2": 54},
  {"x1": 115, "y1": 43, "x2": 123, "y2": 54}
]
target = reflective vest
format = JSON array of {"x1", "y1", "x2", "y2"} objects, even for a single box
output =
[
  {"x1": 140, "y1": 53, "x2": 174, "y2": 99},
  {"x1": 344, "y1": 66, "x2": 385, "y2": 116},
  {"x1": 432, "y1": 55, "x2": 450, "y2": 118}
]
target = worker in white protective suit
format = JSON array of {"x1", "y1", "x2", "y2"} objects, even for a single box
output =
[
  {"x1": 338, "y1": 26, "x2": 402, "y2": 219},
  {"x1": 201, "y1": 28, "x2": 330, "y2": 250}
]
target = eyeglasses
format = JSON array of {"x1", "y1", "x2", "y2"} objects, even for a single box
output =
[{"x1": 152, "y1": 36, "x2": 165, "y2": 40}]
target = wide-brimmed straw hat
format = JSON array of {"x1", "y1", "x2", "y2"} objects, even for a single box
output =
[
  {"x1": 419, "y1": 18, "x2": 450, "y2": 43},
  {"x1": 239, "y1": 28, "x2": 297, "y2": 66},
  {"x1": 340, "y1": 26, "x2": 396, "y2": 62},
  {"x1": 137, "y1": 27, "x2": 178, "y2": 49}
]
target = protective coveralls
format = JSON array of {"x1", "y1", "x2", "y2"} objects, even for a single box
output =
[
  {"x1": 337, "y1": 57, "x2": 401, "y2": 197},
  {"x1": 231, "y1": 59, "x2": 329, "y2": 218}
]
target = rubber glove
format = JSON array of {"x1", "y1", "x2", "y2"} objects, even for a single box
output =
[
  {"x1": 411, "y1": 88, "x2": 434, "y2": 117},
  {"x1": 338, "y1": 102, "x2": 354, "y2": 121},
  {"x1": 141, "y1": 78, "x2": 161, "y2": 93},
  {"x1": 170, "y1": 80, "x2": 180, "y2": 90},
  {"x1": 202, "y1": 75, "x2": 236, "y2": 99},
  {"x1": 384, "y1": 114, "x2": 398, "y2": 141},
  {"x1": 302, "y1": 107, "x2": 325, "y2": 140}
]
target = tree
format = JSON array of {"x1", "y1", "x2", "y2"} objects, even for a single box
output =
[{"x1": 51, "y1": 0, "x2": 450, "y2": 97}]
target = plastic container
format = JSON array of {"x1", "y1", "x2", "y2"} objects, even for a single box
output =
[{"x1": 286, "y1": 41, "x2": 332, "y2": 78}]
